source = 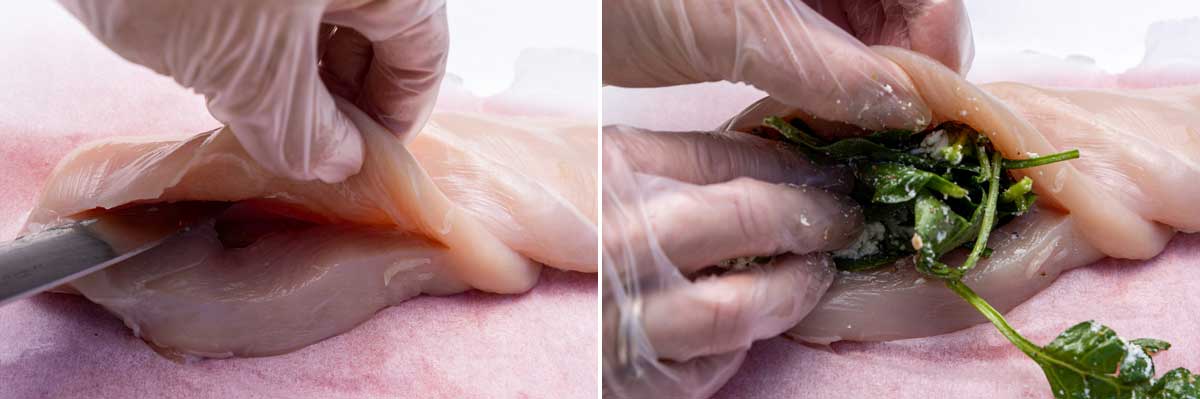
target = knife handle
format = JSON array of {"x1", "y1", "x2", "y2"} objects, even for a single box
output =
[{"x1": 0, "y1": 222, "x2": 116, "y2": 306}]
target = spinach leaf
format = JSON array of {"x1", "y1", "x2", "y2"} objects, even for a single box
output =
[
  {"x1": 834, "y1": 254, "x2": 907, "y2": 272},
  {"x1": 832, "y1": 202, "x2": 913, "y2": 271},
  {"x1": 762, "y1": 116, "x2": 824, "y2": 148},
  {"x1": 1148, "y1": 369, "x2": 1200, "y2": 398},
  {"x1": 859, "y1": 163, "x2": 968, "y2": 203},
  {"x1": 1133, "y1": 339, "x2": 1173, "y2": 355},
  {"x1": 759, "y1": 116, "x2": 1186, "y2": 399},
  {"x1": 911, "y1": 151, "x2": 1000, "y2": 279},
  {"x1": 763, "y1": 117, "x2": 948, "y2": 170},
  {"x1": 1039, "y1": 321, "x2": 1139, "y2": 395},
  {"x1": 866, "y1": 128, "x2": 918, "y2": 147},
  {"x1": 947, "y1": 279, "x2": 1200, "y2": 399},
  {"x1": 913, "y1": 193, "x2": 971, "y2": 254},
  {"x1": 912, "y1": 193, "x2": 973, "y2": 278}
]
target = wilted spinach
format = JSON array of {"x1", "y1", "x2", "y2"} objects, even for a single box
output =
[
  {"x1": 949, "y1": 280, "x2": 1200, "y2": 398},
  {"x1": 761, "y1": 117, "x2": 1196, "y2": 398}
]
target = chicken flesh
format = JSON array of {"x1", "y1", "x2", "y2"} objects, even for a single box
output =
[
  {"x1": 21, "y1": 102, "x2": 596, "y2": 358},
  {"x1": 717, "y1": 46, "x2": 1200, "y2": 343},
  {"x1": 598, "y1": 15, "x2": 1200, "y2": 398},
  {"x1": 796, "y1": 47, "x2": 1200, "y2": 342}
]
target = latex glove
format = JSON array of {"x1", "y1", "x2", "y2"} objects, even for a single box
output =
[
  {"x1": 602, "y1": 125, "x2": 864, "y2": 398},
  {"x1": 57, "y1": 0, "x2": 448, "y2": 183},
  {"x1": 603, "y1": 0, "x2": 972, "y2": 132}
]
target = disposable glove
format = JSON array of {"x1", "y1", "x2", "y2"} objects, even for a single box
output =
[
  {"x1": 601, "y1": 126, "x2": 864, "y2": 398},
  {"x1": 57, "y1": 0, "x2": 448, "y2": 183},
  {"x1": 602, "y1": 2, "x2": 973, "y2": 397},
  {"x1": 603, "y1": 0, "x2": 972, "y2": 133}
]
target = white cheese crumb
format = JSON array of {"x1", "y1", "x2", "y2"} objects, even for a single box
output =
[
  {"x1": 832, "y1": 222, "x2": 886, "y2": 259},
  {"x1": 912, "y1": 129, "x2": 949, "y2": 157}
]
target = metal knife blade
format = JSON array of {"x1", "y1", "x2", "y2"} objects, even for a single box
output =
[{"x1": 0, "y1": 202, "x2": 230, "y2": 307}]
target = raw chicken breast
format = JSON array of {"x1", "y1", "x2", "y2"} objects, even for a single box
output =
[
  {"x1": 0, "y1": 2, "x2": 596, "y2": 395},
  {"x1": 878, "y1": 47, "x2": 1199, "y2": 256},
  {"x1": 805, "y1": 47, "x2": 1200, "y2": 342},
  {"x1": 599, "y1": 15, "x2": 1200, "y2": 398},
  {"x1": 410, "y1": 112, "x2": 597, "y2": 272},
  {"x1": 793, "y1": 206, "x2": 1103, "y2": 343},
  {"x1": 710, "y1": 45, "x2": 1200, "y2": 341},
  {"x1": 723, "y1": 46, "x2": 1200, "y2": 343},
  {"x1": 21, "y1": 102, "x2": 596, "y2": 358}
]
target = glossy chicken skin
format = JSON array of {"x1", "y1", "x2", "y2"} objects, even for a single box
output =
[{"x1": 22, "y1": 103, "x2": 596, "y2": 358}]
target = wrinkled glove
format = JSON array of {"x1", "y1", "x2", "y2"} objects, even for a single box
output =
[
  {"x1": 603, "y1": 2, "x2": 973, "y2": 397},
  {"x1": 602, "y1": 126, "x2": 864, "y2": 398},
  {"x1": 603, "y1": 0, "x2": 972, "y2": 132},
  {"x1": 58, "y1": 0, "x2": 448, "y2": 183}
]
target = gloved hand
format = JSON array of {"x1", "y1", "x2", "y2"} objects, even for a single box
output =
[
  {"x1": 57, "y1": 0, "x2": 448, "y2": 183},
  {"x1": 603, "y1": 0, "x2": 972, "y2": 132},
  {"x1": 603, "y1": 2, "x2": 973, "y2": 397},
  {"x1": 601, "y1": 126, "x2": 864, "y2": 398}
]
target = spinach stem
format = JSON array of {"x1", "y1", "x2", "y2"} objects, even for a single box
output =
[
  {"x1": 973, "y1": 145, "x2": 991, "y2": 183},
  {"x1": 764, "y1": 116, "x2": 823, "y2": 148},
  {"x1": 1002, "y1": 149, "x2": 1080, "y2": 169},
  {"x1": 960, "y1": 151, "x2": 1002, "y2": 272},
  {"x1": 945, "y1": 279, "x2": 1125, "y2": 391},
  {"x1": 944, "y1": 279, "x2": 1039, "y2": 356},
  {"x1": 927, "y1": 176, "x2": 968, "y2": 198},
  {"x1": 1002, "y1": 176, "x2": 1034, "y2": 203}
]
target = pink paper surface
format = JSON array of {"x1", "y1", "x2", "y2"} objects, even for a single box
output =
[
  {"x1": 0, "y1": 271, "x2": 595, "y2": 399},
  {"x1": 0, "y1": 4, "x2": 596, "y2": 398}
]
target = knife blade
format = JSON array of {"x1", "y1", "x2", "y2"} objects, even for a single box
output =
[{"x1": 0, "y1": 202, "x2": 229, "y2": 307}]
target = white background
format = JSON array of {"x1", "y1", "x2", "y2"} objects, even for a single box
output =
[
  {"x1": 447, "y1": 1, "x2": 598, "y2": 96},
  {"x1": 602, "y1": 0, "x2": 1200, "y2": 130},
  {"x1": 968, "y1": 0, "x2": 1200, "y2": 72},
  {"x1": 6, "y1": 1, "x2": 600, "y2": 98},
  {"x1": 10, "y1": 1, "x2": 1200, "y2": 95}
]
